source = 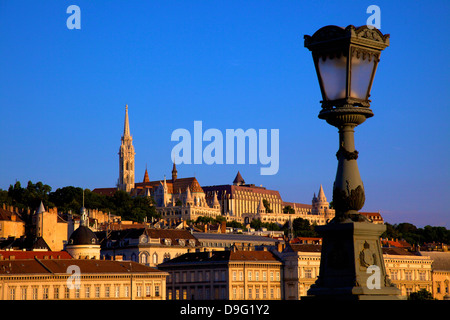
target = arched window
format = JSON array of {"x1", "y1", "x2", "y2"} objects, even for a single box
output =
[
  {"x1": 152, "y1": 253, "x2": 158, "y2": 265},
  {"x1": 140, "y1": 252, "x2": 148, "y2": 264}
]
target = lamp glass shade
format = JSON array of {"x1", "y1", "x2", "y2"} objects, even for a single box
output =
[
  {"x1": 317, "y1": 55, "x2": 347, "y2": 101},
  {"x1": 350, "y1": 55, "x2": 376, "y2": 100}
]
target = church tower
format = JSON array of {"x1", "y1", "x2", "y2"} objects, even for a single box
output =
[{"x1": 118, "y1": 105, "x2": 135, "y2": 192}]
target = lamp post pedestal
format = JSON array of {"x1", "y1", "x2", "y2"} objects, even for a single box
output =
[{"x1": 307, "y1": 220, "x2": 403, "y2": 300}]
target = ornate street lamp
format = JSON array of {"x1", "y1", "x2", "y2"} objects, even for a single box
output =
[{"x1": 304, "y1": 25, "x2": 402, "y2": 299}]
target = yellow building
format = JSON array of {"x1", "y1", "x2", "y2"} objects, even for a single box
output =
[
  {"x1": 159, "y1": 248, "x2": 283, "y2": 300},
  {"x1": 418, "y1": 251, "x2": 450, "y2": 300},
  {"x1": 0, "y1": 258, "x2": 167, "y2": 300},
  {"x1": 0, "y1": 205, "x2": 25, "y2": 239},
  {"x1": 33, "y1": 202, "x2": 68, "y2": 251},
  {"x1": 280, "y1": 244, "x2": 433, "y2": 299},
  {"x1": 98, "y1": 228, "x2": 202, "y2": 267},
  {"x1": 383, "y1": 247, "x2": 433, "y2": 296}
]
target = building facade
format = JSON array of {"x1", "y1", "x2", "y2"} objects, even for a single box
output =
[
  {"x1": 159, "y1": 248, "x2": 283, "y2": 300},
  {"x1": 0, "y1": 258, "x2": 167, "y2": 300},
  {"x1": 279, "y1": 244, "x2": 435, "y2": 300},
  {"x1": 98, "y1": 228, "x2": 201, "y2": 267}
]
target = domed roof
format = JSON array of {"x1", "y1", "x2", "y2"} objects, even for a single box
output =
[{"x1": 68, "y1": 226, "x2": 99, "y2": 246}]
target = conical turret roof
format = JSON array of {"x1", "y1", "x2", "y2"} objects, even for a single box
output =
[{"x1": 233, "y1": 171, "x2": 245, "y2": 185}]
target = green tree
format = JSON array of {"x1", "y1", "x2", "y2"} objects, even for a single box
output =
[
  {"x1": 408, "y1": 289, "x2": 435, "y2": 300},
  {"x1": 262, "y1": 199, "x2": 273, "y2": 213},
  {"x1": 283, "y1": 205, "x2": 295, "y2": 214}
]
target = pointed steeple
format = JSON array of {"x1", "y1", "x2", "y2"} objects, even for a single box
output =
[
  {"x1": 185, "y1": 186, "x2": 193, "y2": 205},
  {"x1": 257, "y1": 198, "x2": 266, "y2": 214},
  {"x1": 213, "y1": 191, "x2": 220, "y2": 208},
  {"x1": 37, "y1": 201, "x2": 46, "y2": 214},
  {"x1": 318, "y1": 185, "x2": 327, "y2": 202},
  {"x1": 143, "y1": 166, "x2": 150, "y2": 183},
  {"x1": 123, "y1": 104, "x2": 131, "y2": 138},
  {"x1": 172, "y1": 161, "x2": 177, "y2": 182},
  {"x1": 80, "y1": 189, "x2": 88, "y2": 227},
  {"x1": 118, "y1": 104, "x2": 135, "y2": 193},
  {"x1": 233, "y1": 171, "x2": 245, "y2": 186}
]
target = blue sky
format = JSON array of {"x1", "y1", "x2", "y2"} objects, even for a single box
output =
[{"x1": 0, "y1": 1, "x2": 449, "y2": 227}]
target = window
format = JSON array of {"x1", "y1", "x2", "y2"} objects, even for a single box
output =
[
  {"x1": 21, "y1": 287, "x2": 27, "y2": 300},
  {"x1": 9, "y1": 287, "x2": 16, "y2": 300},
  {"x1": 115, "y1": 286, "x2": 120, "y2": 298},
  {"x1": 95, "y1": 286, "x2": 100, "y2": 298},
  {"x1": 248, "y1": 271, "x2": 252, "y2": 281},
  {"x1": 305, "y1": 269, "x2": 312, "y2": 278},
  {"x1": 105, "y1": 286, "x2": 110, "y2": 298},
  {"x1": 255, "y1": 287, "x2": 260, "y2": 299},
  {"x1": 390, "y1": 271, "x2": 398, "y2": 280},
  {"x1": 54, "y1": 287, "x2": 59, "y2": 300},
  {"x1": 248, "y1": 288, "x2": 252, "y2": 299},
  {"x1": 263, "y1": 287, "x2": 267, "y2": 299},
  {"x1": 85, "y1": 286, "x2": 90, "y2": 298},
  {"x1": 240, "y1": 288, "x2": 244, "y2": 299},
  {"x1": 136, "y1": 285, "x2": 141, "y2": 297},
  {"x1": 263, "y1": 271, "x2": 267, "y2": 281},
  {"x1": 75, "y1": 288, "x2": 80, "y2": 299},
  {"x1": 255, "y1": 272, "x2": 259, "y2": 281},
  {"x1": 64, "y1": 287, "x2": 70, "y2": 299},
  {"x1": 32, "y1": 287, "x2": 38, "y2": 300},
  {"x1": 233, "y1": 271, "x2": 237, "y2": 281},
  {"x1": 405, "y1": 271, "x2": 412, "y2": 281},
  {"x1": 270, "y1": 272, "x2": 274, "y2": 281},
  {"x1": 125, "y1": 286, "x2": 130, "y2": 298},
  {"x1": 276, "y1": 272, "x2": 280, "y2": 281},
  {"x1": 155, "y1": 285, "x2": 160, "y2": 297},
  {"x1": 419, "y1": 272, "x2": 426, "y2": 281},
  {"x1": 152, "y1": 253, "x2": 158, "y2": 265},
  {"x1": 42, "y1": 287, "x2": 49, "y2": 300},
  {"x1": 239, "y1": 271, "x2": 243, "y2": 281},
  {"x1": 146, "y1": 285, "x2": 151, "y2": 297}
]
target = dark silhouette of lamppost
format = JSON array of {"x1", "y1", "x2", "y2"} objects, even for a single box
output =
[{"x1": 304, "y1": 25, "x2": 402, "y2": 299}]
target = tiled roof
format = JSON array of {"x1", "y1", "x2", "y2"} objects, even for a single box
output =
[
  {"x1": 285, "y1": 244, "x2": 322, "y2": 253},
  {"x1": 159, "y1": 249, "x2": 281, "y2": 266},
  {"x1": 193, "y1": 232, "x2": 278, "y2": 244},
  {"x1": 91, "y1": 188, "x2": 117, "y2": 196},
  {"x1": 97, "y1": 228, "x2": 200, "y2": 248},
  {"x1": 418, "y1": 252, "x2": 450, "y2": 271},
  {"x1": 0, "y1": 207, "x2": 23, "y2": 222},
  {"x1": 202, "y1": 184, "x2": 282, "y2": 199},
  {"x1": 382, "y1": 247, "x2": 416, "y2": 256},
  {"x1": 0, "y1": 259, "x2": 166, "y2": 275},
  {"x1": 0, "y1": 250, "x2": 72, "y2": 260}
]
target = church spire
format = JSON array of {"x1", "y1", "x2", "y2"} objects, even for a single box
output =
[
  {"x1": 318, "y1": 184, "x2": 327, "y2": 202},
  {"x1": 123, "y1": 104, "x2": 131, "y2": 138},
  {"x1": 143, "y1": 165, "x2": 150, "y2": 183},
  {"x1": 118, "y1": 104, "x2": 135, "y2": 193},
  {"x1": 172, "y1": 161, "x2": 177, "y2": 182}
]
